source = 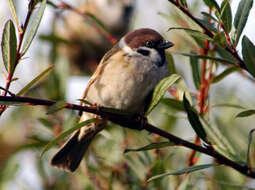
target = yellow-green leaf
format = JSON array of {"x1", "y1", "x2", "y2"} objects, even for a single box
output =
[
  {"x1": 6, "y1": 0, "x2": 20, "y2": 31},
  {"x1": 145, "y1": 74, "x2": 181, "y2": 115},
  {"x1": 1, "y1": 20, "x2": 17, "y2": 73},
  {"x1": 236, "y1": 109, "x2": 255, "y2": 118},
  {"x1": 21, "y1": 0, "x2": 47, "y2": 54},
  {"x1": 124, "y1": 141, "x2": 174, "y2": 153},
  {"x1": 148, "y1": 164, "x2": 215, "y2": 182},
  {"x1": 40, "y1": 118, "x2": 97, "y2": 158},
  {"x1": 17, "y1": 65, "x2": 54, "y2": 96},
  {"x1": 183, "y1": 94, "x2": 208, "y2": 143},
  {"x1": 234, "y1": 0, "x2": 253, "y2": 45},
  {"x1": 242, "y1": 36, "x2": 255, "y2": 77}
]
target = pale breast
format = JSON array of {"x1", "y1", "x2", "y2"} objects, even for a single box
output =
[{"x1": 86, "y1": 51, "x2": 168, "y2": 113}]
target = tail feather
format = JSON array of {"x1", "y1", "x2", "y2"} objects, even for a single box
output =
[{"x1": 50, "y1": 130, "x2": 95, "y2": 172}]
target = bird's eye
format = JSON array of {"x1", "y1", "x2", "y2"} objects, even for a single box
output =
[{"x1": 145, "y1": 40, "x2": 154, "y2": 48}]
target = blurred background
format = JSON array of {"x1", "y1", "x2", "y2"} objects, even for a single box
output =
[{"x1": 1, "y1": 0, "x2": 255, "y2": 189}]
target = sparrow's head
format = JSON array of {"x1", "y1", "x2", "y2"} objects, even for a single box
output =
[{"x1": 120, "y1": 28, "x2": 174, "y2": 67}]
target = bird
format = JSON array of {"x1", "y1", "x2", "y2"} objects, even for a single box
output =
[{"x1": 50, "y1": 28, "x2": 174, "y2": 172}]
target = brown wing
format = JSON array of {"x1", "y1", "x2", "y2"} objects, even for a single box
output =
[{"x1": 80, "y1": 44, "x2": 120, "y2": 103}]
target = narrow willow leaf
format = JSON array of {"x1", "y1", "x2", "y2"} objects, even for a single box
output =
[
  {"x1": 17, "y1": 65, "x2": 54, "y2": 96},
  {"x1": 1, "y1": 20, "x2": 17, "y2": 73},
  {"x1": 201, "y1": 12, "x2": 218, "y2": 22},
  {"x1": 176, "y1": 52, "x2": 235, "y2": 65},
  {"x1": 211, "y1": 66, "x2": 240, "y2": 83},
  {"x1": 168, "y1": 27, "x2": 213, "y2": 41},
  {"x1": 166, "y1": 53, "x2": 176, "y2": 74},
  {"x1": 178, "y1": 175, "x2": 190, "y2": 190},
  {"x1": 211, "y1": 103, "x2": 245, "y2": 110},
  {"x1": 6, "y1": 0, "x2": 20, "y2": 30},
  {"x1": 161, "y1": 98, "x2": 184, "y2": 111},
  {"x1": 215, "y1": 46, "x2": 236, "y2": 63},
  {"x1": 148, "y1": 164, "x2": 215, "y2": 182},
  {"x1": 234, "y1": 0, "x2": 253, "y2": 45},
  {"x1": 203, "y1": 0, "x2": 220, "y2": 13},
  {"x1": 236, "y1": 109, "x2": 255, "y2": 118},
  {"x1": 183, "y1": 94, "x2": 208, "y2": 142},
  {"x1": 124, "y1": 141, "x2": 174, "y2": 153},
  {"x1": 242, "y1": 36, "x2": 255, "y2": 77},
  {"x1": 47, "y1": 100, "x2": 67, "y2": 114},
  {"x1": 40, "y1": 118, "x2": 97, "y2": 158},
  {"x1": 220, "y1": 0, "x2": 232, "y2": 33},
  {"x1": 247, "y1": 129, "x2": 255, "y2": 167},
  {"x1": 189, "y1": 53, "x2": 201, "y2": 89},
  {"x1": 145, "y1": 74, "x2": 181, "y2": 115},
  {"x1": 0, "y1": 101, "x2": 25, "y2": 106},
  {"x1": 38, "y1": 118, "x2": 54, "y2": 128},
  {"x1": 196, "y1": 18, "x2": 217, "y2": 33},
  {"x1": 213, "y1": 32, "x2": 226, "y2": 46},
  {"x1": 77, "y1": 99, "x2": 93, "y2": 106},
  {"x1": 179, "y1": 0, "x2": 188, "y2": 8},
  {"x1": 21, "y1": 0, "x2": 47, "y2": 54}
]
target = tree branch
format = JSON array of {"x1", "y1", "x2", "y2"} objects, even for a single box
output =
[
  {"x1": 0, "y1": 95, "x2": 255, "y2": 178},
  {"x1": 167, "y1": 0, "x2": 247, "y2": 70}
]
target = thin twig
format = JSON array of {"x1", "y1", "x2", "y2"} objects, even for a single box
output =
[{"x1": 167, "y1": 0, "x2": 247, "y2": 70}]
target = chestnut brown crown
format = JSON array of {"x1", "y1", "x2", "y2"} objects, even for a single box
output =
[{"x1": 124, "y1": 28, "x2": 173, "y2": 50}]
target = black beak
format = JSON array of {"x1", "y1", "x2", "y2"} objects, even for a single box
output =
[{"x1": 158, "y1": 40, "x2": 174, "y2": 50}]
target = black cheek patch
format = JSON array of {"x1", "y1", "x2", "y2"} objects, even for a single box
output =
[
  {"x1": 155, "y1": 50, "x2": 165, "y2": 67},
  {"x1": 137, "y1": 49, "x2": 150, "y2": 56}
]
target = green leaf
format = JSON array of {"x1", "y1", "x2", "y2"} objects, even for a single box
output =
[
  {"x1": 183, "y1": 94, "x2": 208, "y2": 143},
  {"x1": 161, "y1": 98, "x2": 184, "y2": 111},
  {"x1": 40, "y1": 118, "x2": 97, "y2": 158},
  {"x1": 236, "y1": 109, "x2": 255, "y2": 118},
  {"x1": 220, "y1": 0, "x2": 232, "y2": 33},
  {"x1": 201, "y1": 12, "x2": 218, "y2": 22},
  {"x1": 179, "y1": 0, "x2": 188, "y2": 8},
  {"x1": 145, "y1": 74, "x2": 181, "y2": 115},
  {"x1": 211, "y1": 66, "x2": 240, "y2": 83},
  {"x1": 189, "y1": 53, "x2": 201, "y2": 89},
  {"x1": 176, "y1": 52, "x2": 235, "y2": 65},
  {"x1": 38, "y1": 118, "x2": 54, "y2": 128},
  {"x1": 46, "y1": 100, "x2": 67, "y2": 114},
  {"x1": 148, "y1": 163, "x2": 215, "y2": 182},
  {"x1": 166, "y1": 53, "x2": 176, "y2": 74},
  {"x1": 247, "y1": 129, "x2": 255, "y2": 168},
  {"x1": 234, "y1": 0, "x2": 253, "y2": 45},
  {"x1": 0, "y1": 101, "x2": 25, "y2": 106},
  {"x1": 211, "y1": 103, "x2": 245, "y2": 109},
  {"x1": 1, "y1": 19, "x2": 17, "y2": 73},
  {"x1": 17, "y1": 65, "x2": 54, "y2": 96},
  {"x1": 124, "y1": 141, "x2": 175, "y2": 153},
  {"x1": 213, "y1": 32, "x2": 226, "y2": 46},
  {"x1": 203, "y1": 0, "x2": 220, "y2": 13},
  {"x1": 196, "y1": 18, "x2": 217, "y2": 33},
  {"x1": 21, "y1": 0, "x2": 47, "y2": 55},
  {"x1": 242, "y1": 36, "x2": 255, "y2": 77},
  {"x1": 168, "y1": 27, "x2": 213, "y2": 41},
  {"x1": 6, "y1": 0, "x2": 20, "y2": 30}
]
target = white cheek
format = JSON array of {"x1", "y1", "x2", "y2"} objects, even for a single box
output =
[{"x1": 140, "y1": 47, "x2": 162, "y2": 64}]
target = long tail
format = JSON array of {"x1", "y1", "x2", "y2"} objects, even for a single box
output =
[{"x1": 50, "y1": 114, "x2": 106, "y2": 172}]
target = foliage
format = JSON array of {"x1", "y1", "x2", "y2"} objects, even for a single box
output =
[{"x1": 1, "y1": 0, "x2": 255, "y2": 189}]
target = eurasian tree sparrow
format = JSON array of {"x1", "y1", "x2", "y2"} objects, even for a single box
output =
[{"x1": 51, "y1": 28, "x2": 174, "y2": 172}]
